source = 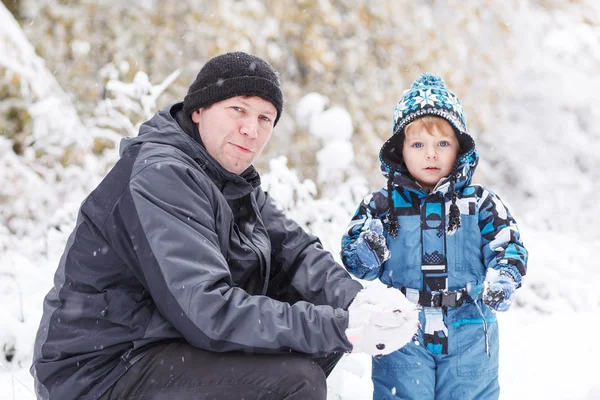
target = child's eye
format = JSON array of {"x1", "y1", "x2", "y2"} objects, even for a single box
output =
[
  {"x1": 412, "y1": 142, "x2": 423, "y2": 148},
  {"x1": 439, "y1": 141, "x2": 449, "y2": 147}
]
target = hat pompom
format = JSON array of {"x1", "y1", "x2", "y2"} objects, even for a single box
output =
[{"x1": 411, "y1": 72, "x2": 446, "y2": 89}]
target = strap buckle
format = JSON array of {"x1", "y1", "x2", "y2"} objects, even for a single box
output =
[
  {"x1": 401, "y1": 287, "x2": 467, "y2": 307},
  {"x1": 440, "y1": 291, "x2": 460, "y2": 307}
]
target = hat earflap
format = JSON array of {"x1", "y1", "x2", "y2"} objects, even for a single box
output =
[
  {"x1": 386, "y1": 168, "x2": 400, "y2": 238},
  {"x1": 446, "y1": 165, "x2": 461, "y2": 235}
]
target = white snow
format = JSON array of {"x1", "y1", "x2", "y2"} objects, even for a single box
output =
[
  {"x1": 310, "y1": 107, "x2": 353, "y2": 141},
  {"x1": 1, "y1": 2, "x2": 599, "y2": 400},
  {"x1": 327, "y1": 307, "x2": 600, "y2": 400},
  {"x1": 296, "y1": 92, "x2": 329, "y2": 130},
  {"x1": 345, "y1": 284, "x2": 420, "y2": 357}
]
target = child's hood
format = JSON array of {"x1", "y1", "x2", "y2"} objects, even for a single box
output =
[
  {"x1": 379, "y1": 72, "x2": 479, "y2": 193},
  {"x1": 379, "y1": 141, "x2": 479, "y2": 195}
]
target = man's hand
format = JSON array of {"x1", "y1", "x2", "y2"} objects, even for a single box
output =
[
  {"x1": 345, "y1": 285, "x2": 419, "y2": 356},
  {"x1": 355, "y1": 219, "x2": 390, "y2": 270},
  {"x1": 482, "y1": 271, "x2": 517, "y2": 312}
]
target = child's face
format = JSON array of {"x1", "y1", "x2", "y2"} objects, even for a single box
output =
[{"x1": 402, "y1": 119, "x2": 459, "y2": 191}]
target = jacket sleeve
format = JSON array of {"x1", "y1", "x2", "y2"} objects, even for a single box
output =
[
  {"x1": 340, "y1": 190, "x2": 389, "y2": 280},
  {"x1": 256, "y1": 188, "x2": 363, "y2": 310},
  {"x1": 111, "y1": 159, "x2": 353, "y2": 356},
  {"x1": 478, "y1": 188, "x2": 528, "y2": 287}
]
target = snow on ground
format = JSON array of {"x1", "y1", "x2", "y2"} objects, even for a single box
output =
[
  {"x1": 1, "y1": 227, "x2": 598, "y2": 400},
  {"x1": 498, "y1": 310, "x2": 600, "y2": 400},
  {"x1": 4, "y1": 312, "x2": 598, "y2": 400},
  {"x1": 326, "y1": 310, "x2": 600, "y2": 400}
]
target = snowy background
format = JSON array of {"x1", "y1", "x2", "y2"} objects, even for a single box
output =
[{"x1": 1, "y1": 1, "x2": 600, "y2": 399}]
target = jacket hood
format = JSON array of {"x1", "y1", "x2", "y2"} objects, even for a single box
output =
[{"x1": 120, "y1": 103, "x2": 260, "y2": 199}]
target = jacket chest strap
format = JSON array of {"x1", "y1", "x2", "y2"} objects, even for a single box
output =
[
  {"x1": 421, "y1": 197, "x2": 448, "y2": 291},
  {"x1": 402, "y1": 287, "x2": 468, "y2": 308}
]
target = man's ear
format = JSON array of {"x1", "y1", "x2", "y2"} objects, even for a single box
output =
[{"x1": 191, "y1": 109, "x2": 201, "y2": 123}]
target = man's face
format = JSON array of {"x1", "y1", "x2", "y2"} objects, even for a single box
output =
[{"x1": 192, "y1": 96, "x2": 277, "y2": 175}]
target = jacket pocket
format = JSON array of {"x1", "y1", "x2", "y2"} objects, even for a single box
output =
[
  {"x1": 451, "y1": 216, "x2": 485, "y2": 280},
  {"x1": 453, "y1": 317, "x2": 499, "y2": 377}
]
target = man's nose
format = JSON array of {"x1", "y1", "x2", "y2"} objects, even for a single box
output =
[{"x1": 240, "y1": 118, "x2": 258, "y2": 138}]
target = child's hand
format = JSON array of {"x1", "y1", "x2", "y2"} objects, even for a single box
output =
[
  {"x1": 482, "y1": 271, "x2": 517, "y2": 312},
  {"x1": 355, "y1": 219, "x2": 390, "y2": 270}
]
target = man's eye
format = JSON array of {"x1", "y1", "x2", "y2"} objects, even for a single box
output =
[
  {"x1": 259, "y1": 115, "x2": 271, "y2": 122},
  {"x1": 232, "y1": 106, "x2": 243, "y2": 112}
]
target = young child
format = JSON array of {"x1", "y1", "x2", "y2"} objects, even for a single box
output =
[{"x1": 341, "y1": 73, "x2": 528, "y2": 399}]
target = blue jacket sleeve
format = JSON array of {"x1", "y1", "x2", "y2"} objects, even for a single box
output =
[
  {"x1": 340, "y1": 190, "x2": 389, "y2": 280},
  {"x1": 478, "y1": 188, "x2": 528, "y2": 287}
]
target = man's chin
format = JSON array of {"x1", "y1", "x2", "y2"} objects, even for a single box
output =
[{"x1": 224, "y1": 160, "x2": 252, "y2": 175}]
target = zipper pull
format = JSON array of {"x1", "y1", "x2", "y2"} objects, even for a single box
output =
[{"x1": 120, "y1": 348, "x2": 133, "y2": 363}]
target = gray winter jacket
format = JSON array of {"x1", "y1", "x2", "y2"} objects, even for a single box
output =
[{"x1": 30, "y1": 103, "x2": 362, "y2": 400}]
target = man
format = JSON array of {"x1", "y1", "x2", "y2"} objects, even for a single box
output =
[{"x1": 31, "y1": 52, "x2": 416, "y2": 400}]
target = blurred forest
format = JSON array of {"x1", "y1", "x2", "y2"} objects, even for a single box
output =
[
  {"x1": 3, "y1": 0, "x2": 532, "y2": 173},
  {"x1": 1, "y1": 0, "x2": 600, "y2": 241}
]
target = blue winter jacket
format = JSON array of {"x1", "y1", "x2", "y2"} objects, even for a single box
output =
[{"x1": 341, "y1": 140, "x2": 528, "y2": 331}]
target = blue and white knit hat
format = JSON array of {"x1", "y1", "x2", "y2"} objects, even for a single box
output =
[
  {"x1": 380, "y1": 73, "x2": 472, "y2": 170},
  {"x1": 393, "y1": 73, "x2": 466, "y2": 137}
]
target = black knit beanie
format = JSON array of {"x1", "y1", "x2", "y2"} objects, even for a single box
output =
[{"x1": 183, "y1": 52, "x2": 284, "y2": 126}]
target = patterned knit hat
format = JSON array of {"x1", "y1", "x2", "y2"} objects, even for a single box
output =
[
  {"x1": 183, "y1": 52, "x2": 284, "y2": 125},
  {"x1": 394, "y1": 73, "x2": 466, "y2": 137},
  {"x1": 381, "y1": 73, "x2": 471, "y2": 170},
  {"x1": 381, "y1": 73, "x2": 475, "y2": 237}
]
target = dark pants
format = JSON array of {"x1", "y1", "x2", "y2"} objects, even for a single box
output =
[{"x1": 99, "y1": 342, "x2": 343, "y2": 400}]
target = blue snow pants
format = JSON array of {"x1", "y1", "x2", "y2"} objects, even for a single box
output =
[{"x1": 371, "y1": 303, "x2": 500, "y2": 400}]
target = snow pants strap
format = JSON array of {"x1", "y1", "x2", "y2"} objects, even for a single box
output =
[
  {"x1": 423, "y1": 307, "x2": 448, "y2": 355},
  {"x1": 421, "y1": 198, "x2": 448, "y2": 291},
  {"x1": 420, "y1": 196, "x2": 451, "y2": 355}
]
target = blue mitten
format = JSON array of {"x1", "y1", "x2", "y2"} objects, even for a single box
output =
[
  {"x1": 355, "y1": 219, "x2": 390, "y2": 270},
  {"x1": 482, "y1": 270, "x2": 517, "y2": 312}
]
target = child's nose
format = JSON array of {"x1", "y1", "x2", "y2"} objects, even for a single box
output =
[{"x1": 425, "y1": 148, "x2": 438, "y2": 159}]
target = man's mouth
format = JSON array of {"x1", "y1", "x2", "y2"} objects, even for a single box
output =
[{"x1": 230, "y1": 142, "x2": 253, "y2": 153}]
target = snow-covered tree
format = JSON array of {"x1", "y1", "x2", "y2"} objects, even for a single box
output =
[{"x1": 2, "y1": 1, "x2": 600, "y2": 398}]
